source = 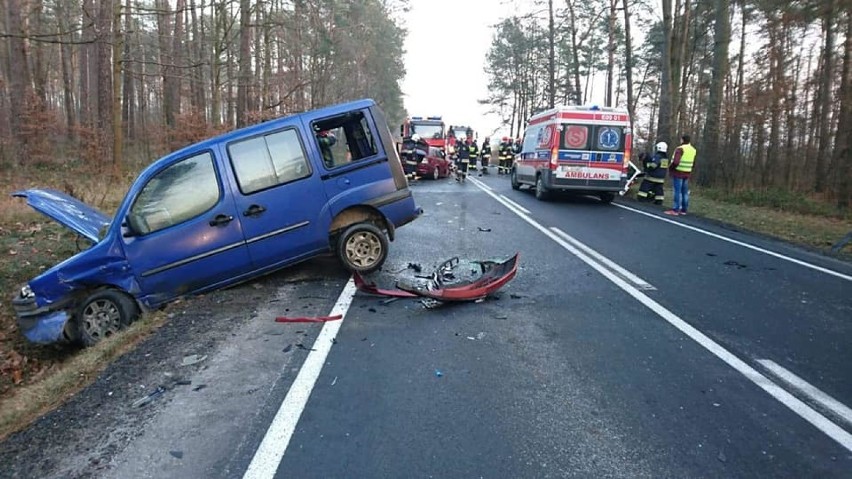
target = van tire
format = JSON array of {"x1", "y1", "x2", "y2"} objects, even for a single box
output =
[
  {"x1": 510, "y1": 169, "x2": 520, "y2": 190},
  {"x1": 534, "y1": 175, "x2": 550, "y2": 201},
  {"x1": 337, "y1": 223, "x2": 388, "y2": 274},
  {"x1": 599, "y1": 192, "x2": 615, "y2": 203},
  {"x1": 75, "y1": 289, "x2": 139, "y2": 347}
]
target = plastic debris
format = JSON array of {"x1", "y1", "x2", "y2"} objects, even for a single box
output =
[
  {"x1": 282, "y1": 344, "x2": 293, "y2": 353},
  {"x1": 132, "y1": 386, "x2": 166, "y2": 408},
  {"x1": 477, "y1": 227, "x2": 492, "y2": 232},
  {"x1": 170, "y1": 450, "x2": 184, "y2": 459},
  {"x1": 331, "y1": 376, "x2": 338, "y2": 386},
  {"x1": 181, "y1": 354, "x2": 207, "y2": 366},
  {"x1": 435, "y1": 369, "x2": 443, "y2": 377},
  {"x1": 296, "y1": 343, "x2": 316, "y2": 351},
  {"x1": 192, "y1": 384, "x2": 207, "y2": 392},
  {"x1": 275, "y1": 314, "x2": 343, "y2": 323}
]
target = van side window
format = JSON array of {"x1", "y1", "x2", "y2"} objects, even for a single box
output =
[
  {"x1": 229, "y1": 129, "x2": 311, "y2": 194},
  {"x1": 313, "y1": 110, "x2": 378, "y2": 168},
  {"x1": 129, "y1": 152, "x2": 220, "y2": 235},
  {"x1": 561, "y1": 124, "x2": 591, "y2": 150}
]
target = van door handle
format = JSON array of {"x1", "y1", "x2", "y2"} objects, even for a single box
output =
[
  {"x1": 209, "y1": 214, "x2": 234, "y2": 227},
  {"x1": 243, "y1": 204, "x2": 266, "y2": 217}
]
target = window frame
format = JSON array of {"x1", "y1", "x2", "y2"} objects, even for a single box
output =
[
  {"x1": 311, "y1": 109, "x2": 381, "y2": 170},
  {"x1": 226, "y1": 126, "x2": 313, "y2": 196},
  {"x1": 593, "y1": 125, "x2": 626, "y2": 152},
  {"x1": 560, "y1": 123, "x2": 592, "y2": 151}
]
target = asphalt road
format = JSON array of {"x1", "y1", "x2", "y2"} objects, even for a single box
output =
[{"x1": 2, "y1": 169, "x2": 851, "y2": 478}]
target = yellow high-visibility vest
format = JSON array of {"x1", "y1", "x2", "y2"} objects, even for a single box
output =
[{"x1": 676, "y1": 144, "x2": 696, "y2": 173}]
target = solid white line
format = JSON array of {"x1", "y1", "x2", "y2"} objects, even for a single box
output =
[
  {"x1": 498, "y1": 195, "x2": 531, "y2": 214},
  {"x1": 243, "y1": 278, "x2": 357, "y2": 479},
  {"x1": 550, "y1": 227, "x2": 656, "y2": 290},
  {"x1": 470, "y1": 181, "x2": 852, "y2": 453},
  {"x1": 613, "y1": 203, "x2": 852, "y2": 282},
  {"x1": 758, "y1": 359, "x2": 852, "y2": 427}
]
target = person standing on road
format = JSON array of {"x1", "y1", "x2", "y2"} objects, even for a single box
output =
[
  {"x1": 456, "y1": 138, "x2": 471, "y2": 182},
  {"x1": 637, "y1": 142, "x2": 668, "y2": 205},
  {"x1": 497, "y1": 137, "x2": 509, "y2": 175},
  {"x1": 665, "y1": 135, "x2": 697, "y2": 216},
  {"x1": 479, "y1": 137, "x2": 491, "y2": 176},
  {"x1": 468, "y1": 137, "x2": 479, "y2": 175}
]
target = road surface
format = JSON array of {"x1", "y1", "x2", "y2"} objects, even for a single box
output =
[{"x1": 1, "y1": 170, "x2": 851, "y2": 479}]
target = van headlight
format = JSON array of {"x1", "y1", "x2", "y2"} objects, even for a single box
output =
[{"x1": 20, "y1": 285, "x2": 34, "y2": 299}]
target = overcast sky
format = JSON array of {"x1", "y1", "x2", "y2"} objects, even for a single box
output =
[{"x1": 400, "y1": 0, "x2": 531, "y2": 139}]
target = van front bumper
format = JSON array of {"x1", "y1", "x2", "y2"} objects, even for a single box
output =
[{"x1": 13, "y1": 293, "x2": 72, "y2": 344}]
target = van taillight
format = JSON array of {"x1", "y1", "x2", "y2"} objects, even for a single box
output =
[
  {"x1": 623, "y1": 132, "x2": 633, "y2": 172},
  {"x1": 550, "y1": 147, "x2": 559, "y2": 170}
]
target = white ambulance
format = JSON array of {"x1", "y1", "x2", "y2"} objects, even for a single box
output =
[{"x1": 512, "y1": 105, "x2": 633, "y2": 202}]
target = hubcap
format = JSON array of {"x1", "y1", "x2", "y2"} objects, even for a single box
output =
[
  {"x1": 82, "y1": 299, "x2": 121, "y2": 340},
  {"x1": 345, "y1": 231, "x2": 382, "y2": 268}
]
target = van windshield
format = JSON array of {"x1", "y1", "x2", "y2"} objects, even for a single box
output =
[{"x1": 560, "y1": 124, "x2": 626, "y2": 151}]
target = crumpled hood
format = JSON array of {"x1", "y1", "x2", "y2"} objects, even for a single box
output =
[{"x1": 12, "y1": 189, "x2": 111, "y2": 243}]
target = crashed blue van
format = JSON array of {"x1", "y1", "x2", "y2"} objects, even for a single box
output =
[{"x1": 12, "y1": 99, "x2": 421, "y2": 346}]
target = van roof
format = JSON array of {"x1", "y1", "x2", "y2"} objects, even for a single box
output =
[{"x1": 527, "y1": 105, "x2": 630, "y2": 127}]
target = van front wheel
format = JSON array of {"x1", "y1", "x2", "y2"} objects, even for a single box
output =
[
  {"x1": 510, "y1": 169, "x2": 520, "y2": 190},
  {"x1": 337, "y1": 223, "x2": 388, "y2": 274},
  {"x1": 75, "y1": 289, "x2": 139, "y2": 347}
]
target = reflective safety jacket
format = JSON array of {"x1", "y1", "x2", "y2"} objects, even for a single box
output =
[
  {"x1": 468, "y1": 142, "x2": 479, "y2": 160},
  {"x1": 644, "y1": 151, "x2": 668, "y2": 183},
  {"x1": 481, "y1": 141, "x2": 491, "y2": 158},
  {"x1": 670, "y1": 143, "x2": 696, "y2": 179}
]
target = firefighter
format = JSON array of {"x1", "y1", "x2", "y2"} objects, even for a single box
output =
[
  {"x1": 637, "y1": 142, "x2": 668, "y2": 205},
  {"x1": 456, "y1": 138, "x2": 471, "y2": 182},
  {"x1": 468, "y1": 137, "x2": 479, "y2": 174},
  {"x1": 497, "y1": 136, "x2": 510, "y2": 174},
  {"x1": 479, "y1": 137, "x2": 491, "y2": 176},
  {"x1": 505, "y1": 137, "x2": 516, "y2": 174}
]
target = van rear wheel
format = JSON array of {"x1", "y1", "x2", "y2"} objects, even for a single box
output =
[
  {"x1": 535, "y1": 175, "x2": 550, "y2": 201},
  {"x1": 337, "y1": 223, "x2": 388, "y2": 274},
  {"x1": 510, "y1": 169, "x2": 520, "y2": 190}
]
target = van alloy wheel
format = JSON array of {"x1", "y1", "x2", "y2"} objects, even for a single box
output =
[
  {"x1": 76, "y1": 289, "x2": 139, "y2": 347},
  {"x1": 338, "y1": 223, "x2": 388, "y2": 273}
]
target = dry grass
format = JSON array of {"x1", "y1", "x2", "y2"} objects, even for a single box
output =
[{"x1": 0, "y1": 312, "x2": 167, "y2": 441}]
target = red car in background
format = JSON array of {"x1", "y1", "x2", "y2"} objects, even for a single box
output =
[{"x1": 417, "y1": 146, "x2": 452, "y2": 180}]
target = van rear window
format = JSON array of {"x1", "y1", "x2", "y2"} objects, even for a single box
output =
[{"x1": 560, "y1": 124, "x2": 626, "y2": 151}]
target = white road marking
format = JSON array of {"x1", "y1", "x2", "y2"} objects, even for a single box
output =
[
  {"x1": 550, "y1": 227, "x2": 656, "y2": 290},
  {"x1": 496, "y1": 193, "x2": 531, "y2": 214},
  {"x1": 243, "y1": 278, "x2": 357, "y2": 479},
  {"x1": 470, "y1": 180, "x2": 852, "y2": 453},
  {"x1": 613, "y1": 203, "x2": 852, "y2": 282},
  {"x1": 758, "y1": 359, "x2": 852, "y2": 427}
]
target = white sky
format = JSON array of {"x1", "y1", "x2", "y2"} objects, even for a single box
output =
[{"x1": 401, "y1": 0, "x2": 533, "y2": 139}]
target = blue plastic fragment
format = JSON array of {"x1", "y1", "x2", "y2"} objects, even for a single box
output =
[{"x1": 435, "y1": 369, "x2": 443, "y2": 378}]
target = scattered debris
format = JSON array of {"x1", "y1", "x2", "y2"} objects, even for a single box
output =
[
  {"x1": 170, "y1": 450, "x2": 184, "y2": 459},
  {"x1": 361, "y1": 337, "x2": 368, "y2": 341},
  {"x1": 181, "y1": 354, "x2": 207, "y2": 367},
  {"x1": 466, "y1": 336, "x2": 476, "y2": 341},
  {"x1": 368, "y1": 307, "x2": 377, "y2": 313},
  {"x1": 434, "y1": 369, "x2": 443, "y2": 378},
  {"x1": 476, "y1": 332, "x2": 486, "y2": 340},
  {"x1": 494, "y1": 313, "x2": 508, "y2": 320},
  {"x1": 174, "y1": 379, "x2": 192, "y2": 386},
  {"x1": 380, "y1": 297, "x2": 400, "y2": 305},
  {"x1": 353, "y1": 273, "x2": 418, "y2": 298},
  {"x1": 397, "y1": 253, "x2": 520, "y2": 304},
  {"x1": 282, "y1": 344, "x2": 293, "y2": 353},
  {"x1": 295, "y1": 343, "x2": 315, "y2": 351},
  {"x1": 477, "y1": 227, "x2": 492, "y2": 232},
  {"x1": 331, "y1": 376, "x2": 338, "y2": 386},
  {"x1": 407, "y1": 262, "x2": 423, "y2": 273},
  {"x1": 132, "y1": 386, "x2": 166, "y2": 408},
  {"x1": 723, "y1": 260, "x2": 748, "y2": 269},
  {"x1": 509, "y1": 293, "x2": 524, "y2": 299},
  {"x1": 275, "y1": 314, "x2": 343, "y2": 323},
  {"x1": 192, "y1": 384, "x2": 207, "y2": 392},
  {"x1": 717, "y1": 451, "x2": 727, "y2": 463},
  {"x1": 706, "y1": 253, "x2": 717, "y2": 257}
]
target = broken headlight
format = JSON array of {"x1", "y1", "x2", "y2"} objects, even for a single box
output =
[{"x1": 20, "y1": 285, "x2": 34, "y2": 299}]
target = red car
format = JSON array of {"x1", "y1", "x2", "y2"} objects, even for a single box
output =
[{"x1": 416, "y1": 146, "x2": 452, "y2": 180}]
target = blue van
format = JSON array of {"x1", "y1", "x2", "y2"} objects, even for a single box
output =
[{"x1": 12, "y1": 99, "x2": 421, "y2": 346}]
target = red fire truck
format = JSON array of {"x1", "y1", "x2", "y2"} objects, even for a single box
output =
[{"x1": 400, "y1": 116, "x2": 446, "y2": 151}]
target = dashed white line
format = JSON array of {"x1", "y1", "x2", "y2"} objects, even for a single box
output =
[
  {"x1": 498, "y1": 194, "x2": 531, "y2": 214},
  {"x1": 243, "y1": 278, "x2": 357, "y2": 479},
  {"x1": 550, "y1": 227, "x2": 656, "y2": 290},
  {"x1": 758, "y1": 359, "x2": 852, "y2": 428},
  {"x1": 470, "y1": 179, "x2": 852, "y2": 453},
  {"x1": 613, "y1": 203, "x2": 852, "y2": 282}
]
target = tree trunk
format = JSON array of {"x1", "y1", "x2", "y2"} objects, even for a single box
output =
[
  {"x1": 657, "y1": 0, "x2": 674, "y2": 143},
  {"x1": 566, "y1": 0, "x2": 582, "y2": 104},
  {"x1": 606, "y1": 0, "x2": 617, "y2": 107},
  {"x1": 815, "y1": 0, "x2": 836, "y2": 192},
  {"x1": 97, "y1": 0, "x2": 114, "y2": 165},
  {"x1": 548, "y1": 0, "x2": 555, "y2": 108},
  {"x1": 113, "y1": 0, "x2": 123, "y2": 166},
  {"x1": 55, "y1": 0, "x2": 77, "y2": 139},
  {"x1": 3, "y1": 0, "x2": 32, "y2": 154},
  {"x1": 157, "y1": 0, "x2": 176, "y2": 127},
  {"x1": 832, "y1": 9, "x2": 852, "y2": 208},
  {"x1": 699, "y1": 0, "x2": 730, "y2": 187},
  {"x1": 236, "y1": 0, "x2": 251, "y2": 127},
  {"x1": 622, "y1": 0, "x2": 635, "y2": 131},
  {"x1": 122, "y1": 0, "x2": 135, "y2": 139}
]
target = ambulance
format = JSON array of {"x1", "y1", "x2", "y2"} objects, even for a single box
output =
[{"x1": 512, "y1": 105, "x2": 632, "y2": 202}]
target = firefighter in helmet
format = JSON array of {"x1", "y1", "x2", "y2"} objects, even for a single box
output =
[
  {"x1": 468, "y1": 136, "x2": 479, "y2": 173},
  {"x1": 456, "y1": 137, "x2": 471, "y2": 182},
  {"x1": 479, "y1": 137, "x2": 491, "y2": 176},
  {"x1": 637, "y1": 142, "x2": 668, "y2": 205},
  {"x1": 498, "y1": 136, "x2": 510, "y2": 174}
]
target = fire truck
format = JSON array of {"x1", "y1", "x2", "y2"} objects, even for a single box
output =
[{"x1": 400, "y1": 116, "x2": 446, "y2": 151}]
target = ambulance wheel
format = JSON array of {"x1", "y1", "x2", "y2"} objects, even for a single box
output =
[
  {"x1": 75, "y1": 289, "x2": 139, "y2": 347},
  {"x1": 338, "y1": 223, "x2": 388, "y2": 274},
  {"x1": 534, "y1": 175, "x2": 550, "y2": 201},
  {"x1": 599, "y1": 192, "x2": 615, "y2": 204},
  {"x1": 510, "y1": 169, "x2": 520, "y2": 190}
]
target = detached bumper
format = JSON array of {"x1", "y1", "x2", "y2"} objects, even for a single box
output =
[{"x1": 13, "y1": 294, "x2": 71, "y2": 344}]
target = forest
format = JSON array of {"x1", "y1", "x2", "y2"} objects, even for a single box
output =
[
  {"x1": 483, "y1": 0, "x2": 852, "y2": 208},
  {"x1": 0, "y1": 0, "x2": 408, "y2": 177}
]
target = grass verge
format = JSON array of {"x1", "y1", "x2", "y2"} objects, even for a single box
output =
[{"x1": 0, "y1": 312, "x2": 167, "y2": 441}]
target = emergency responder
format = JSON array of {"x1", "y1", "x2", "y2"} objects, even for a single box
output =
[
  {"x1": 468, "y1": 137, "x2": 479, "y2": 174},
  {"x1": 316, "y1": 130, "x2": 337, "y2": 166},
  {"x1": 505, "y1": 137, "x2": 516, "y2": 174},
  {"x1": 456, "y1": 138, "x2": 471, "y2": 182},
  {"x1": 497, "y1": 137, "x2": 510, "y2": 174},
  {"x1": 479, "y1": 137, "x2": 491, "y2": 176},
  {"x1": 665, "y1": 134, "x2": 697, "y2": 216},
  {"x1": 637, "y1": 142, "x2": 668, "y2": 205}
]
